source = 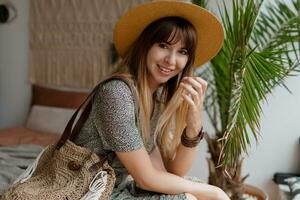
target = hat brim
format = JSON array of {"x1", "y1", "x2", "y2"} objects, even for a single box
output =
[{"x1": 114, "y1": 0, "x2": 224, "y2": 68}]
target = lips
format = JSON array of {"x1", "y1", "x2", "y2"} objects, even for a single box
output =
[{"x1": 157, "y1": 64, "x2": 174, "y2": 74}]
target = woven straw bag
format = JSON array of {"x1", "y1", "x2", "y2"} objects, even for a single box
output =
[{"x1": 1, "y1": 80, "x2": 119, "y2": 200}]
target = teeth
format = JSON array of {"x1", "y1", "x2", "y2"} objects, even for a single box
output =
[{"x1": 158, "y1": 65, "x2": 173, "y2": 73}]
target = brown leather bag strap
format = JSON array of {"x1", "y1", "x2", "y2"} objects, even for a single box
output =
[
  {"x1": 69, "y1": 99, "x2": 93, "y2": 141},
  {"x1": 56, "y1": 85, "x2": 99, "y2": 149}
]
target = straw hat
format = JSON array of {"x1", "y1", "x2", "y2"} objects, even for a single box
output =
[{"x1": 114, "y1": 0, "x2": 224, "y2": 68}]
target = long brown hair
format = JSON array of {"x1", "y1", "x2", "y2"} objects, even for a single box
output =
[{"x1": 114, "y1": 17, "x2": 197, "y2": 158}]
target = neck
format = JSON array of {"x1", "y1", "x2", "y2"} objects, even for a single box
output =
[{"x1": 147, "y1": 77, "x2": 160, "y2": 95}]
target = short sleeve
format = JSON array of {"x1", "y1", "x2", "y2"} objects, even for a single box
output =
[{"x1": 92, "y1": 79, "x2": 143, "y2": 152}]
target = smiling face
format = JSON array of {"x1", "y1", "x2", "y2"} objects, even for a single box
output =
[
  {"x1": 121, "y1": 17, "x2": 197, "y2": 94},
  {"x1": 146, "y1": 38, "x2": 189, "y2": 91}
]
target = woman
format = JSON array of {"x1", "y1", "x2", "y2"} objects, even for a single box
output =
[{"x1": 74, "y1": 1, "x2": 228, "y2": 199}]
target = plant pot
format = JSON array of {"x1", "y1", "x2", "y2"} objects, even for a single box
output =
[{"x1": 244, "y1": 184, "x2": 268, "y2": 200}]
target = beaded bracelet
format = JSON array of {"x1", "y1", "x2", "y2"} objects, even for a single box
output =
[{"x1": 181, "y1": 127, "x2": 204, "y2": 148}]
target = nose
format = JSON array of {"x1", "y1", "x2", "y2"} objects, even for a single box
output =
[{"x1": 164, "y1": 52, "x2": 176, "y2": 66}]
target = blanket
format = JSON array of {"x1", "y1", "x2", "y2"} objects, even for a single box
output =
[{"x1": 0, "y1": 144, "x2": 43, "y2": 194}]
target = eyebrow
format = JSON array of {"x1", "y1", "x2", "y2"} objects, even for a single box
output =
[{"x1": 163, "y1": 41, "x2": 187, "y2": 50}]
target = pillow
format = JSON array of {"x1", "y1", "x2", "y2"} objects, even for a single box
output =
[
  {"x1": 285, "y1": 177, "x2": 300, "y2": 200},
  {"x1": 0, "y1": 127, "x2": 60, "y2": 146},
  {"x1": 25, "y1": 105, "x2": 76, "y2": 134}
]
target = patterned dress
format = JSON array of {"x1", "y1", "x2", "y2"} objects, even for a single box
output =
[{"x1": 73, "y1": 79, "x2": 187, "y2": 199}]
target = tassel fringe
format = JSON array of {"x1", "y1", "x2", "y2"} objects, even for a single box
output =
[
  {"x1": 13, "y1": 147, "x2": 47, "y2": 184},
  {"x1": 81, "y1": 171, "x2": 108, "y2": 200}
]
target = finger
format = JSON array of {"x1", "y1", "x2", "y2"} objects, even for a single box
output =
[
  {"x1": 182, "y1": 77, "x2": 203, "y2": 95},
  {"x1": 181, "y1": 93, "x2": 195, "y2": 106},
  {"x1": 195, "y1": 77, "x2": 208, "y2": 92},
  {"x1": 190, "y1": 77, "x2": 208, "y2": 102},
  {"x1": 180, "y1": 82, "x2": 199, "y2": 101},
  {"x1": 196, "y1": 78, "x2": 207, "y2": 102}
]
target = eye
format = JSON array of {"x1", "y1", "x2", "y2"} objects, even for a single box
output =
[
  {"x1": 179, "y1": 49, "x2": 188, "y2": 56},
  {"x1": 158, "y1": 42, "x2": 168, "y2": 49}
]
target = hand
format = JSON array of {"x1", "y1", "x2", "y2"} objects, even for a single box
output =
[{"x1": 180, "y1": 76, "x2": 207, "y2": 137}]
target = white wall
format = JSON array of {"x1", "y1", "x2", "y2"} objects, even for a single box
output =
[
  {"x1": 0, "y1": 0, "x2": 31, "y2": 128},
  {"x1": 0, "y1": 0, "x2": 299, "y2": 199},
  {"x1": 243, "y1": 76, "x2": 300, "y2": 199}
]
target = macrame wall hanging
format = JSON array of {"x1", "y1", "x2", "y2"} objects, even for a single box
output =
[{"x1": 30, "y1": 0, "x2": 148, "y2": 89}]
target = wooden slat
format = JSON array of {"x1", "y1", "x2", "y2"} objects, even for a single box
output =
[{"x1": 31, "y1": 85, "x2": 89, "y2": 109}]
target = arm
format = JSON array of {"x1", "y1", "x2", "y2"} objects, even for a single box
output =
[
  {"x1": 151, "y1": 142, "x2": 198, "y2": 178},
  {"x1": 161, "y1": 136, "x2": 199, "y2": 177},
  {"x1": 163, "y1": 77, "x2": 207, "y2": 176},
  {"x1": 150, "y1": 144, "x2": 197, "y2": 181},
  {"x1": 116, "y1": 148, "x2": 194, "y2": 194},
  {"x1": 149, "y1": 146, "x2": 167, "y2": 172},
  {"x1": 116, "y1": 148, "x2": 230, "y2": 200}
]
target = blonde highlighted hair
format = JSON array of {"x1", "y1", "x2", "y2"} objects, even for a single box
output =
[{"x1": 112, "y1": 17, "x2": 197, "y2": 159}]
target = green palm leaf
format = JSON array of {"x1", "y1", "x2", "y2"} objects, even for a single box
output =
[{"x1": 202, "y1": 0, "x2": 300, "y2": 168}]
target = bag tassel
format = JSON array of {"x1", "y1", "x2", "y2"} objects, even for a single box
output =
[
  {"x1": 13, "y1": 147, "x2": 47, "y2": 184},
  {"x1": 81, "y1": 171, "x2": 108, "y2": 200}
]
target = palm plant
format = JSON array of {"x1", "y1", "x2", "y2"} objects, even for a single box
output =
[{"x1": 193, "y1": 0, "x2": 300, "y2": 199}]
